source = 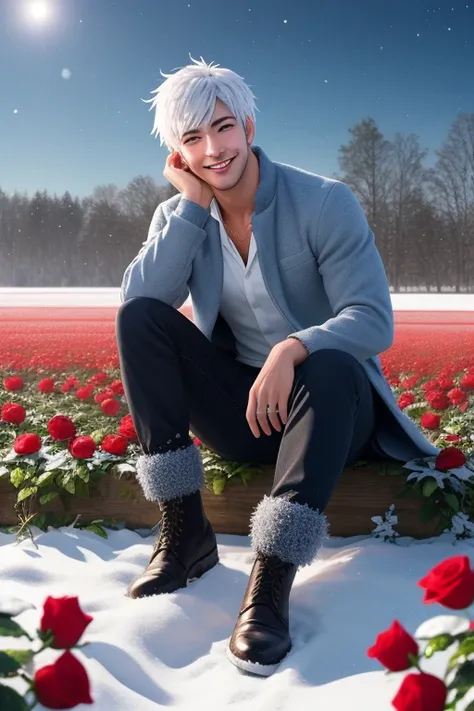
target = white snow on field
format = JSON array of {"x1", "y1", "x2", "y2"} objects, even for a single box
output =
[
  {"x1": 1, "y1": 287, "x2": 474, "y2": 310},
  {"x1": 1, "y1": 527, "x2": 473, "y2": 710}
]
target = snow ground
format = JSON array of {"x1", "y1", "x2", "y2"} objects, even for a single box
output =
[
  {"x1": 1, "y1": 527, "x2": 473, "y2": 710},
  {"x1": 1, "y1": 287, "x2": 474, "y2": 310}
]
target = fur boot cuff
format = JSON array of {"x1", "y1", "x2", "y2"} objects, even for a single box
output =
[
  {"x1": 249, "y1": 495, "x2": 328, "y2": 568},
  {"x1": 135, "y1": 443, "x2": 204, "y2": 503}
]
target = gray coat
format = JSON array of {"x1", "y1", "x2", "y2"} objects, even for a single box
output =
[{"x1": 121, "y1": 145, "x2": 439, "y2": 463}]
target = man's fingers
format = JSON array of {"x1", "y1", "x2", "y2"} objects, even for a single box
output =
[
  {"x1": 267, "y1": 402, "x2": 281, "y2": 432},
  {"x1": 256, "y1": 409, "x2": 272, "y2": 436},
  {"x1": 277, "y1": 397, "x2": 288, "y2": 425},
  {"x1": 246, "y1": 389, "x2": 260, "y2": 438}
]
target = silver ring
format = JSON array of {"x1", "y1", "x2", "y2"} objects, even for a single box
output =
[{"x1": 256, "y1": 406, "x2": 278, "y2": 415}]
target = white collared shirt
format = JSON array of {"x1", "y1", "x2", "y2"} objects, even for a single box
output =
[{"x1": 210, "y1": 198, "x2": 292, "y2": 367}]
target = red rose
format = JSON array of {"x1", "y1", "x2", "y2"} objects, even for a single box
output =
[
  {"x1": 40, "y1": 595, "x2": 93, "y2": 649},
  {"x1": 1, "y1": 402, "x2": 26, "y2": 425},
  {"x1": 367, "y1": 620, "x2": 418, "y2": 672},
  {"x1": 38, "y1": 378, "x2": 55, "y2": 393},
  {"x1": 445, "y1": 434, "x2": 462, "y2": 442},
  {"x1": 425, "y1": 390, "x2": 450, "y2": 411},
  {"x1": 3, "y1": 375, "x2": 24, "y2": 391},
  {"x1": 13, "y1": 432, "x2": 42, "y2": 455},
  {"x1": 419, "y1": 413, "x2": 440, "y2": 430},
  {"x1": 460, "y1": 373, "x2": 474, "y2": 390},
  {"x1": 435, "y1": 447, "x2": 466, "y2": 472},
  {"x1": 418, "y1": 555, "x2": 474, "y2": 610},
  {"x1": 398, "y1": 392, "x2": 416, "y2": 409},
  {"x1": 87, "y1": 371, "x2": 108, "y2": 384},
  {"x1": 34, "y1": 650, "x2": 93, "y2": 709},
  {"x1": 48, "y1": 415, "x2": 77, "y2": 441},
  {"x1": 448, "y1": 387, "x2": 467, "y2": 405},
  {"x1": 69, "y1": 436, "x2": 96, "y2": 459},
  {"x1": 100, "y1": 433, "x2": 128, "y2": 455},
  {"x1": 60, "y1": 376, "x2": 80, "y2": 393},
  {"x1": 401, "y1": 376, "x2": 419, "y2": 389},
  {"x1": 422, "y1": 379, "x2": 438, "y2": 392},
  {"x1": 76, "y1": 385, "x2": 95, "y2": 400},
  {"x1": 109, "y1": 379, "x2": 124, "y2": 395},
  {"x1": 118, "y1": 414, "x2": 137, "y2": 441},
  {"x1": 392, "y1": 672, "x2": 446, "y2": 711},
  {"x1": 101, "y1": 397, "x2": 121, "y2": 416},
  {"x1": 437, "y1": 376, "x2": 454, "y2": 390},
  {"x1": 94, "y1": 390, "x2": 109, "y2": 404}
]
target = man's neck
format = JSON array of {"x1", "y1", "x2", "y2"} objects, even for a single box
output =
[{"x1": 213, "y1": 148, "x2": 259, "y2": 223}]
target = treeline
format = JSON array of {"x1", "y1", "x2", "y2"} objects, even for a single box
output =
[{"x1": 1, "y1": 113, "x2": 473, "y2": 292}]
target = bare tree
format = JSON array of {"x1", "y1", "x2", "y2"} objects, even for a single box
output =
[
  {"x1": 388, "y1": 133, "x2": 429, "y2": 290},
  {"x1": 337, "y1": 117, "x2": 393, "y2": 269},
  {"x1": 427, "y1": 113, "x2": 474, "y2": 292}
]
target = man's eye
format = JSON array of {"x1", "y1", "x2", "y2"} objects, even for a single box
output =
[{"x1": 184, "y1": 124, "x2": 234, "y2": 144}]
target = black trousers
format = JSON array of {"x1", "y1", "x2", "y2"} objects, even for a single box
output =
[{"x1": 116, "y1": 297, "x2": 388, "y2": 512}]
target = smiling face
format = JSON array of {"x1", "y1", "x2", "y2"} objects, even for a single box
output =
[{"x1": 178, "y1": 99, "x2": 255, "y2": 192}]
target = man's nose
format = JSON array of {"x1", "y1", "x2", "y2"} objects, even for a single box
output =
[{"x1": 204, "y1": 135, "x2": 224, "y2": 157}]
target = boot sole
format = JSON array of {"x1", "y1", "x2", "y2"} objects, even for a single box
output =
[
  {"x1": 226, "y1": 646, "x2": 286, "y2": 677},
  {"x1": 186, "y1": 545, "x2": 219, "y2": 584}
]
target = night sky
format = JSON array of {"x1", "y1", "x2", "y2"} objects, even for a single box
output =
[{"x1": 1, "y1": 0, "x2": 472, "y2": 198}]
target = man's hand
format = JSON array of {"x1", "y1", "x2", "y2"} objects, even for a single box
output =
[
  {"x1": 246, "y1": 339, "x2": 309, "y2": 438},
  {"x1": 164, "y1": 151, "x2": 214, "y2": 209}
]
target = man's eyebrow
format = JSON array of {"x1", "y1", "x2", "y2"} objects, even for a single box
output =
[{"x1": 182, "y1": 116, "x2": 236, "y2": 138}]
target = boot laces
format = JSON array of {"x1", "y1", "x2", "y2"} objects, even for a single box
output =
[
  {"x1": 251, "y1": 555, "x2": 288, "y2": 609},
  {"x1": 151, "y1": 499, "x2": 183, "y2": 559}
]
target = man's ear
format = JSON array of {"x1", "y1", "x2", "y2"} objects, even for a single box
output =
[{"x1": 245, "y1": 115, "x2": 255, "y2": 144}]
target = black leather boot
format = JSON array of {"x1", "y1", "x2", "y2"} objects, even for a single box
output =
[
  {"x1": 227, "y1": 553, "x2": 298, "y2": 676},
  {"x1": 127, "y1": 490, "x2": 218, "y2": 598}
]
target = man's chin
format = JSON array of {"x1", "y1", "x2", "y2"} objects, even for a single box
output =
[{"x1": 209, "y1": 166, "x2": 246, "y2": 192}]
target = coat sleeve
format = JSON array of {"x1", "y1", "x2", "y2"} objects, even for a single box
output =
[
  {"x1": 120, "y1": 198, "x2": 210, "y2": 308},
  {"x1": 287, "y1": 181, "x2": 394, "y2": 362}
]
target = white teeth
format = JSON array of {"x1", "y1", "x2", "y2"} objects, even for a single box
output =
[{"x1": 209, "y1": 158, "x2": 232, "y2": 169}]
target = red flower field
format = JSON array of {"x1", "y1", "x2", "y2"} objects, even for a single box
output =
[
  {"x1": 1, "y1": 307, "x2": 473, "y2": 376},
  {"x1": 0, "y1": 306, "x2": 473, "y2": 536}
]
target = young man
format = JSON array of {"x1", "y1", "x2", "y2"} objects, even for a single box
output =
[{"x1": 116, "y1": 56, "x2": 439, "y2": 676}]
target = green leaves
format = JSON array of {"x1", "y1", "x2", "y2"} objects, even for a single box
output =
[
  {"x1": 0, "y1": 649, "x2": 33, "y2": 677},
  {"x1": 10, "y1": 468, "x2": 27, "y2": 488},
  {"x1": 0, "y1": 617, "x2": 31, "y2": 640},
  {"x1": 447, "y1": 659, "x2": 474, "y2": 693},
  {"x1": 443, "y1": 492, "x2": 460, "y2": 512},
  {"x1": 0, "y1": 650, "x2": 22, "y2": 676},
  {"x1": 17, "y1": 486, "x2": 38, "y2": 503},
  {"x1": 201, "y1": 448, "x2": 261, "y2": 494},
  {"x1": 424, "y1": 633, "x2": 453, "y2": 657},
  {"x1": 422, "y1": 477, "x2": 438, "y2": 498},
  {"x1": 1, "y1": 650, "x2": 34, "y2": 668},
  {"x1": 0, "y1": 686, "x2": 29, "y2": 711},
  {"x1": 38, "y1": 491, "x2": 59, "y2": 506},
  {"x1": 83, "y1": 523, "x2": 108, "y2": 538},
  {"x1": 212, "y1": 477, "x2": 226, "y2": 495},
  {"x1": 447, "y1": 635, "x2": 474, "y2": 670},
  {"x1": 419, "y1": 497, "x2": 440, "y2": 523}
]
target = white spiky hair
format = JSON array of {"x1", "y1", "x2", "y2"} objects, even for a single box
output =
[{"x1": 142, "y1": 54, "x2": 259, "y2": 152}]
